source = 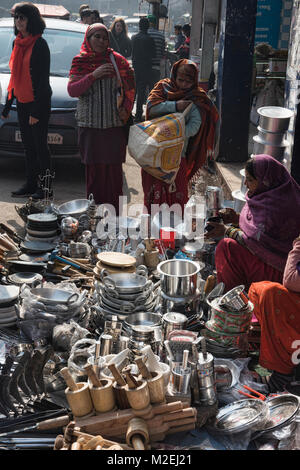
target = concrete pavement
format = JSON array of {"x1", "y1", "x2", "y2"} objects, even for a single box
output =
[{"x1": 0, "y1": 151, "x2": 144, "y2": 232}]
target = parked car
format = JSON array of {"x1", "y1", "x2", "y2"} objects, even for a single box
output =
[{"x1": 0, "y1": 17, "x2": 86, "y2": 159}]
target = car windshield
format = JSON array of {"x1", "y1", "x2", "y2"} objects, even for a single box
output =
[
  {"x1": 0, "y1": 27, "x2": 84, "y2": 77},
  {"x1": 126, "y1": 22, "x2": 139, "y2": 34}
]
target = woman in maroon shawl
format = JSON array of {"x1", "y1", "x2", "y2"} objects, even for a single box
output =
[
  {"x1": 68, "y1": 23, "x2": 135, "y2": 213},
  {"x1": 205, "y1": 154, "x2": 300, "y2": 292}
]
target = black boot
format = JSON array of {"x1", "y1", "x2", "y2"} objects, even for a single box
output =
[
  {"x1": 11, "y1": 183, "x2": 36, "y2": 197},
  {"x1": 31, "y1": 187, "x2": 44, "y2": 200}
]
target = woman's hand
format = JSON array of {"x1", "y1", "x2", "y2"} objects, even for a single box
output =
[
  {"x1": 92, "y1": 64, "x2": 115, "y2": 80},
  {"x1": 176, "y1": 100, "x2": 192, "y2": 112},
  {"x1": 29, "y1": 116, "x2": 39, "y2": 125},
  {"x1": 204, "y1": 222, "x2": 226, "y2": 239},
  {"x1": 219, "y1": 208, "x2": 240, "y2": 225}
]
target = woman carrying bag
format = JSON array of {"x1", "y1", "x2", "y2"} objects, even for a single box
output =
[
  {"x1": 141, "y1": 59, "x2": 219, "y2": 213},
  {"x1": 2, "y1": 2, "x2": 52, "y2": 199}
]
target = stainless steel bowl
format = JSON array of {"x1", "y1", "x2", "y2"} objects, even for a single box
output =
[
  {"x1": 57, "y1": 199, "x2": 91, "y2": 217},
  {"x1": 157, "y1": 259, "x2": 201, "y2": 298},
  {"x1": 219, "y1": 285, "x2": 249, "y2": 311}
]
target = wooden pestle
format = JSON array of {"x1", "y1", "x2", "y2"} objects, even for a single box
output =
[
  {"x1": 123, "y1": 366, "x2": 139, "y2": 389},
  {"x1": 135, "y1": 357, "x2": 152, "y2": 380},
  {"x1": 60, "y1": 367, "x2": 79, "y2": 391},
  {"x1": 108, "y1": 363, "x2": 126, "y2": 386},
  {"x1": 84, "y1": 364, "x2": 102, "y2": 388}
]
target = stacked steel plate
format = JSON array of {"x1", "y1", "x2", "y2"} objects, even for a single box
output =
[{"x1": 26, "y1": 213, "x2": 58, "y2": 243}]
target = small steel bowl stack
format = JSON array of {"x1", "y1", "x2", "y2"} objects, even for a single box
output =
[{"x1": 204, "y1": 285, "x2": 253, "y2": 352}]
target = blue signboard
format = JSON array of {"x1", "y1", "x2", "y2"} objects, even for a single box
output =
[{"x1": 255, "y1": 0, "x2": 283, "y2": 48}]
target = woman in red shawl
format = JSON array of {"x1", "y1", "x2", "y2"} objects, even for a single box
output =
[
  {"x1": 142, "y1": 59, "x2": 219, "y2": 214},
  {"x1": 205, "y1": 154, "x2": 300, "y2": 292},
  {"x1": 68, "y1": 23, "x2": 135, "y2": 213}
]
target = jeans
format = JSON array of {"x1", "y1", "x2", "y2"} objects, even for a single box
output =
[{"x1": 17, "y1": 100, "x2": 51, "y2": 186}]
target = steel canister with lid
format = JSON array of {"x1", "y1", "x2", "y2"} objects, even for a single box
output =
[
  {"x1": 162, "y1": 312, "x2": 188, "y2": 340},
  {"x1": 196, "y1": 351, "x2": 217, "y2": 406}
]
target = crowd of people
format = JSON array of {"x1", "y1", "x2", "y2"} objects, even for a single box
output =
[{"x1": 2, "y1": 2, "x2": 300, "y2": 395}]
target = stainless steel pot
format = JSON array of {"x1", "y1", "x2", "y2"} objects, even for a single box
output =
[
  {"x1": 258, "y1": 106, "x2": 294, "y2": 133},
  {"x1": 253, "y1": 135, "x2": 288, "y2": 161},
  {"x1": 162, "y1": 312, "x2": 188, "y2": 340},
  {"x1": 125, "y1": 312, "x2": 162, "y2": 330},
  {"x1": 157, "y1": 259, "x2": 201, "y2": 298},
  {"x1": 257, "y1": 126, "x2": 285, "y2": 145}
]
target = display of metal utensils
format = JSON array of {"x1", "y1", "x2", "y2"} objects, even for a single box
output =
[
  {"x1": 157, "y1": 259, "x2": 201, "y2": 298},
  {"x1": 219, "y1": 285, "x2": 249, "y2": 311},
  {"x1": 128, "y1": 325, "x2": 159, "y2": 356},
  {"x1": 213, "y1": 399, "x2": 269, "y2": 434},
  {"x1": 162, "y1": 312, "x2": 188, "y2": 340}
]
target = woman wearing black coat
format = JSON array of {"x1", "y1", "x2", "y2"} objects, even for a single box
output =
[
  {"x1": 1, "y1": 2, "x2": 52, "y2": 199},
  {"x1": 109, "y1": 17, "x2": 132, "y2": 58}
]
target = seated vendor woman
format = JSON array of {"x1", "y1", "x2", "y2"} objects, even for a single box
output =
[
  {"x1": 248, "y1": 235, "x2": 300, "y2": 393},
  {"x1": 205, "y1": 154, "x2": 300, "y2": 292}
]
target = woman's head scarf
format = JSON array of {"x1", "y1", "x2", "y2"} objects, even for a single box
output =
[
  {"x1": 239, "y1": 154, "x2": 300, "y2": 271},
  {"x1": 69, "y1": 23, "x2": 135, "y2": 121}
]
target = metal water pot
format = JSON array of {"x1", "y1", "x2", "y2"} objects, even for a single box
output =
[{"x1": 157, "y1": 259, "x2": 201, "y2": 298}]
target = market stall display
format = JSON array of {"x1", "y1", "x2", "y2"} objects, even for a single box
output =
[{"x1": 0, "y1": 185, "x2": 298, "y2": 453}]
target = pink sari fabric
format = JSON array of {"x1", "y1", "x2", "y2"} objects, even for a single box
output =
[{"x1": 239, "y1": 155, "x2": 300, "y2": 271}]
